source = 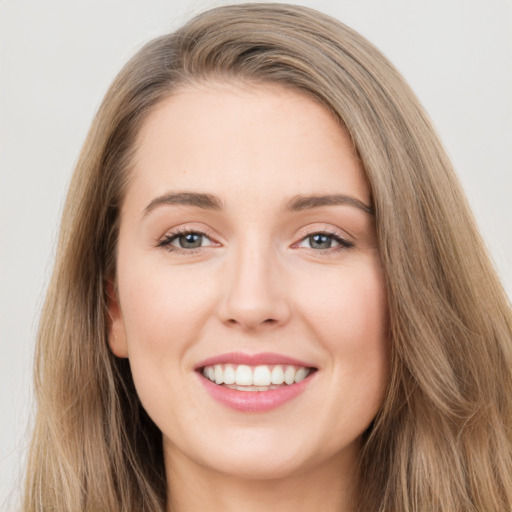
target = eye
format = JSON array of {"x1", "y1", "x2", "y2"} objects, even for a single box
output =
[
  {"x1": 158, "y1": 230, "x2": 215, "y2": 251},
  {"x1": 296, "y1": 232, "x2": 352, "y2": 250},
  {"x1": 174, "y1": 232, "x2": 208, "y2": 249}
]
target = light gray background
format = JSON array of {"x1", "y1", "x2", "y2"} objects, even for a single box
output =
[{"x1": 1, "y1": 0, "x2": 511, "y2": 508}]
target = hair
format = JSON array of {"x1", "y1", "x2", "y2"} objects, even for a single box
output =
[{"x1": 23, "y1": 3, "x2": 512, "y2": 511}]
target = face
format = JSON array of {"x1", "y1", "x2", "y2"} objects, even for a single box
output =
[{"x1": 109, "y1": 82, "x2": 389, "y2": 482}]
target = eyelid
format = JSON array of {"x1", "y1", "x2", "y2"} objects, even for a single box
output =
[
  {"x1": 292, "y1": 224, "x2": 353, "y2": 244},
  {"x1": 295, "y1": 234, "x2": 341, "y2": 249},
  {"x1": 156, "y1": 224, "x2": 221, "y2": 253},
  {"x1": 169, "y1": 231, "x2": 215, "y2": 248},
  {"x1": 155, "y1": 223, "x2": 354, "y2": 254}
]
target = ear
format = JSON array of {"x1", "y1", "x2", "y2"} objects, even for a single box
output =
[{"x1": 105, "y1": 279, "x2": 129, "y2": 358}]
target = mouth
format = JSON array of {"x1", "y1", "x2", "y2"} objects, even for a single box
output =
[
  {"x1": 199, "y1": 363, "x2": 315, "y2": 392},
  {"x1": 195, "y1": 353, "x2": 317, "y2": 412}
]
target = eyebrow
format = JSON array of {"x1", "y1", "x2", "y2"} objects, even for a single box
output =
[
  {"x1": 143, "y1": 191, "x2": 373, "y2": 217},
  {"x1": 283, "y1": 194, "x2": 374, "y2": 215},
  {"x1": 144, "y1": 192, "x2": 223, "y2": 216}
]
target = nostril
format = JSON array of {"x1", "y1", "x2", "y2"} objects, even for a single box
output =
[{"x1": 225, "y1": 317, "x2": 278, "y2": 328}]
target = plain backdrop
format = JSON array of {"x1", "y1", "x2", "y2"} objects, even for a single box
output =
[{"x1": 1, "y1": 0, "x2": 511, "y2": 508}]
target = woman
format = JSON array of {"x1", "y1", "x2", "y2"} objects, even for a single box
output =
[{"x1": 23, "y1": 3, "x2": 512, "y2": 511}]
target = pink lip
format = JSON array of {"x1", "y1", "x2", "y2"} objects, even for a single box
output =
[
  {"x1": 194, "y1": 352, "x2": 317, "y2": 413},
  {"x1": 195, "y1": 352, "x2": 315, "y2": 369},
  {"x1": 197, "y1": 373, "x2": 315, "y2": 412}
]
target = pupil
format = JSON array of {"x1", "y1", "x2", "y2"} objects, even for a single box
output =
[
  {"x1": 310, "y1": 234, "x2": 331, "y2": 249},
  {"x1": 180, "y1": 233, "x2": 202, "y2": 248}
]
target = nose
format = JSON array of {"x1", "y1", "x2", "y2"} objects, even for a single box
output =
[{"x1": 217, "y1": 241, "x2": 291, "y2": 331}]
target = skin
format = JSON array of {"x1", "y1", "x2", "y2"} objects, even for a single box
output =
[{"x1": 108, "y1": 82, "x2": 390, "y2": 512}]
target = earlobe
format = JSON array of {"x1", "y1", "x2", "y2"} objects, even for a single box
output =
[{"x1": 105, "y1": 280, "x2": 129, "y2": 358}]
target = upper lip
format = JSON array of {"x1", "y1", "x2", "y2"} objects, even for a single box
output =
[{"x1": 195, "y1": 352, "x2": 316, "y2": 370}]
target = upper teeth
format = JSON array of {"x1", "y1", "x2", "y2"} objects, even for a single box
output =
[{"x1": 202, "y1": 364, "x2": 311, "y2": 387}]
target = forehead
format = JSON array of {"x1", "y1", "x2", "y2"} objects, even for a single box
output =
[{"x1": 128, "y1": 81, "x2": 369, "y2": 210}]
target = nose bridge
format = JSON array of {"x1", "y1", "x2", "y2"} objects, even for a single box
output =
[{"x1": 220, "y1": 233, "x2": 289, "y2": 329}]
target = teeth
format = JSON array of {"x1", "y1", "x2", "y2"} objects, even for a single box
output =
[
  {"x1": 271, "y1": 366, "x2": 284, "y2": 384},
  {"x1": 235, "y1": 365, "x2": 253, "y2": 386},
  {"x1": 224, "y1": 384, "x2": 282, "y2": 391},
  {"x1": 214, "y1": 364, "x2": 223, "y2": 385},
  {"x1": 284, "y1": 366, "x2": 295, "y2": 385},
  {"x1": 295, "y1": 367, "x2": 309, "y2": 383},
  {"x1": 223, "y1": 364, "x2": 235, "y2": 385},
  {"x1": 202, "y1": 363, "x2": 311, "y2": 389},
  {"x1": 253, "y1": 365, "x2": 271, "y2": 386}
]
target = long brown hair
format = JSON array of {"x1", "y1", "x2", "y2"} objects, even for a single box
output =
[{"x1": 24, "y1": 3, "x2": 512, "y2": 511}]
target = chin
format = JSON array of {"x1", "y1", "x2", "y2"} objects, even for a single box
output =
[
  {"x1": 175, "y1": 423, "x2": 348, "y2": 482},
  {"x1": 204, "y1": 448, "x2": 312, "y2": 481}
]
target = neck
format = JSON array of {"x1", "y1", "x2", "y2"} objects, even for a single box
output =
[{"x1": 165, "y1": 446, "x2": 358, "y2": 512}]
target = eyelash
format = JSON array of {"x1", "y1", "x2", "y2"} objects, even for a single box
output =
[
  {"x1": 295, "y1": 231, "x2": 354, "y2": 252},
  {"x1": 156, "y1": 227, "x2": 216, "y2": 254},
  {"x1": 156, "y1": 228, "x2": 354, "y2": 254}
]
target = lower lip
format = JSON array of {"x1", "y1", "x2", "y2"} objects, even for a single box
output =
[{"x1": 198, "y1": 373, "x2": 315, "y2": 412}]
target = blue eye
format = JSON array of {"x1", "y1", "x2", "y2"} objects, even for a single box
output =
[
  {"x1": 158, "y1": 231, "x2": 214, "y2": 251},
  {"x1": 308, "y1": 233, "x2": 336, "y2": 249},
  {"x1": 175, "y1": 232, "x2": 205, "y2": 249},
  {"x1": 297, "y1": 232, "x2": 352, "y2": 250}
]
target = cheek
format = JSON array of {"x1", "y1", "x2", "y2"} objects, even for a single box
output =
[
  {"x1": 116, "y1": 260, "x2": 219, "y2": 422},
  {"x1": 297, "y1": 257, "x2": 390, "y2": 392},
  {"x1": 118, "y1": 257, "x2": 217, "y2": 352},
  {"x1": 301, "y1": 259, "x2": 388, "y2": 342}
]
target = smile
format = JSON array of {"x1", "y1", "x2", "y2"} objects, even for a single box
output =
[
  {"x1": 201, "y1": 364, "x2": 311, "y2": 391},
  {"x1": 195, "y1": 353, "x2": 317, "y2": 412}
]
